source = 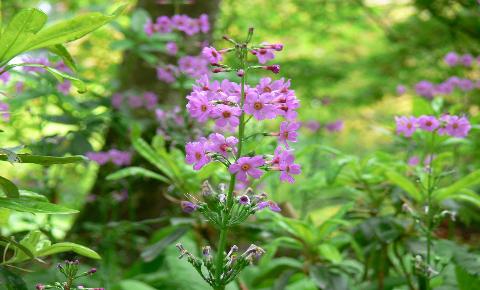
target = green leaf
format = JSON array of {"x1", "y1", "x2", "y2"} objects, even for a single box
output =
[
  {"x1": 0, "y1": 197, "x2": 78, "y2": 214},
  {"x1": 0, "y1": 266, "x2": 28, "y2": 290},
  {"x1": 141, "y1": 227, "x2": 188, "y2": 262},
  {"x1": 36, "y1": 242, "x2": 101, "y2": 260},
  {"x1": 132, "y1": 138, "x2": 175, "y2": 180},
  {"x1": 309, "y1": 265, "x2": 348, "y2": 290},
  {"x1": 0, "y1": 154, "x2": 85, "y2": 165},
  {"x1": 318, "y1": 243, "x2": 342, "y2": 264},
  {"x1": 455, "y1": 266, "x2": 480, "y2": 290},
  {"x1": 0, "y1": 177, "x2": 19, "y2": 198},
  {"x1": 118, "y1": 280, "x2": 158, "y2": 290},
  {"x1": 434, "y1": 169, "x2": 480, "y2": 202},
  {"x1": 47, "y1": 44, "x2": 77, "y2": 72},
  {"x1": 107, "y1": 167, "x2": 170, "y2": 183},
  {"x1": 0, "y1": 236, "x2": 35, "y2": 261},
  {"x1": 385, "y1": 171, "x2": 422, "y2": 202},
  {"x1": 26, "y1": 4, "x2": 127, "y2": 52},
  {"x1": 0, "y1": 8, "x2": 47, "y2": 65}
]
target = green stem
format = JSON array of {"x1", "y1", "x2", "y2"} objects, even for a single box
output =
[
  {"x1": 424, "y1": 132, "x2": 436, "y2": 290},
  {"x1": 213, "y1": 47, "x2": 248, "y2": 290}
]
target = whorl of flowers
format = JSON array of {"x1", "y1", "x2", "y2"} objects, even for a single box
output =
[
  {"x1": 395, "y1": 115, "x2": 471, "y2": 138},
  {"x1": 177, "y1": 28, "x2": 300, "y2": 289},
  {"x1": 36, "y1": 260, "x2": 104, "y2": 290}
]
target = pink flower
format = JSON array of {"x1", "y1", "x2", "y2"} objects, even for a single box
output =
[
  {"x1": 198, "y1": 14, "x2": 210, "y2": 33},
  {"x1": 178, "y1": 56, "x2": 209, "y2": 78},
  {"x1": 0, "y1": 102, "x2": 10, "y2": 122},
  {"x1": 278, "y1": 150, "x2": 301, "y2": 183},
  {"x1": 278, "y1": 121, "x2": 300, "y2": 148},
  {"x1": 183, "y1": 18, "x2": 200, "y2": 35},
  {"x1": 256, "y1": 201, "x2": 281, "y2": 212},
  {"x1": 157, "y1": 65, "x2": 177, "y2": 83},
  {"x1": 166, "y1": 42, "x2": 178, "y2": 55},
  {"x1": 57, "y1": 80, "x2": 71, "y2": 95},
  {"x1": 417, "y1": 115, "x2": 439, "y2": 132},
  {"x1": 86, "y1": 152, "x2": 110, "y2": 165},
  {"x1": 171, "y1": 14, "x2": 189, "y2": 31},
  {"x1": 395, "y1": 116, "x2": 417, "y2": 137},
  {"x1": 244, "y1": 92, "x2": 276, "y2": 120},
  {"x1": 202, "y1": 46, "x2": 223, "y2": 64},
  {"x1": 155, "y1": 16, "x2": 172, "y2": 33},
  {"x1": 185, "y1": 139, "x2": 210, "y2": 170},
  {"x1": 229, "y1": 156, "x2": 265, "y2": 182},
  {"x1": 143, "y1": 92, "x2": 158, "y2": 110},
  {"x1": 396, "y1": 85, "x2": 406, "y2": 95},
  {"x1": 0, "y1": 71, "x2": 10, "y2": 83},
  {"x1": 186, "y1": 91, "x2": 214, "y2": 122},
  {"x1": 213, "y1": 104, "x2": 241, "y2": 127},
  {"x1": 439, "y1": 115, "x2": 471, "y2": 138},
  {"x1": 128, "y1": 95, "x2": 143, "y2": 108},
  {"x1": 408, "y1": 156, "x2": 420, "y2": 166},
  {"x1": 108, "y1": 149, "x2": 132, "y2": 166},
  {"x1": 273, "y1": 92, "x2": 299, "y2": 120},
  {"x1": 444, "y1": 52, "x2": 459, "y2": 66},
  {"x1": 325, "y1": 120, "x2": 344, "y2": 133},
  {"x1": 208, "y1": 133, "x2": 238, "y2": 158},
  {"x1": 111, "y1": 93, "x2": 123, "y2": 109},
  {"x1": 252, "y1": 48, "x2": 275, "y2": 64}
]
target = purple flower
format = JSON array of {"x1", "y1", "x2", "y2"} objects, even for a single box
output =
[
  {"x1": 155, "y1": 16, "x2": 172, "y2": 33},
  {"x1": 238, "y1": 195, "x2": 250, "y2": 205},
  {"x1": 229, "y1": 156, "x2": 265, "y2": 182},
  {"x1": 108, "y1": 149, "x2": 132, "y2": 166},
  {"x1": 185, "y1": 139, "x2": 210, "y2": 170},
  {"x1": 458, "y1": 79, "x2": 474, "y2": 91},
  {"x1": 156, "y1": 108, "x2": 166, "y2": 122},
  {"x1": 57, "y1": 80, "x2": 71, "y2": 95},
  {"x1": 277, "y1": 149, "x2": 301, "y2": 183},
  {"x1": 157, "y1": 65, "x2": 177, "y2": 83},
  {"x1": 256, "y1": 201, "x2": 281, "y2": 212},
  {"x1": 166, "y1": 42, "x2": 178, "y2": 55},
  {"x1": 395, "y1": 116, "x2": 417, "y2": 137},
  {"x1": 144, "y1": 19, "x2": 155, "y2": 36},
  {"x1": 111, "y1": 93, "x2": 123, "y2": 109},
  {"x1": 461, "y1": 54, "x2": 473, "y2": 67},
  {"x1": 252, "y1": 48, "x2": 275, "y2": 64},
  {"x1": 143, "y1": 92, "x2": 158, "y2": 110},
  {"x1": 181, "y1": 201, "x2": 197, "y2": 213},
  {"x1": 434, "y1": 82, "x2": 453, "y2": 95},
  {"x1": 396, "y1": 85, "x2": 406, "y2": 95},
  {"x1": 244, "y1": 92, "x2": 276, "y2": 120},
  {"x1": 325, "y1": 120, "x2": 344, "y2": 133},
  {"x1": 213, "y1": 104, "x2": 241, "y2": 127},
  {"x1": 0, "y1": 71, "x2": 10, "y2": 83},
  {"x1": 444, "y1": 52, "x2": 459, "y2": 66},
  {"x1": 186, "y1": 91, "x2": 214, "y2": 122},
  {"x1": 86, "y1": 152, "x2": 110, "y2": 165},
  {"x1": 305, "y1": 120, "x2": 321, "y2": 132},
  {"x1": 178, "y1": 56, "x2": 209, "y2": 78},
  {"x1": 274, "y1": 92, "x2": 299, "y2": 120},
  {"x1": 417, "y1": 115, "x2": 439, "y2": 132},
  {"x1": 171, "y1": 14, "x2": 189, "y2": 31},
  {"x1": 408, "y1": 156, "x2": 420, "y2": 166},
  {"x1": 208, "y1": 133, "x2": 238, "y2": 158},
  {"x1": 415, "y1": 81, "x2": 435, "y2": 99},
  {"x1": 202, "y1": 46, "x2": 222, "y2": 64},
  {"x1": 198, "y1": 14, "x2": 210, "y2": 33},
  {"x1": 439, "y1": 115, "x2": 471, "y2": 138},
  {"x1": 183, "y1": 18, "x2": 200, "y2": 36},
  {"x1": 278, "y1": 121, "x2": 300, "y2": 148}
]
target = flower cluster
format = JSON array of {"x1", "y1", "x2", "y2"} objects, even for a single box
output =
[
  {"x1": 144, "y1": 14, "x2": 209, "y2": 36},
  {"x1": 443, "y1": 52, "x2": 480, "y2": 67},
  {"x1": 86, "y1": 149, "x2": 132, "y2": 166},
  {"x1": 36, "y1": 260, "x2": 103, "y2": 290},
  {"x1": 157, "y1": 56, "x2": 209, "y2": 83},
  {"x1": 395, "y1": 115, "x2": 471, "y2": 138},
  {"x1": 414, "y1": 77, "x2": 480, "y2": 99},
  {"x1": 111, "y1": 91, "x2": 158, "y2": 110}
]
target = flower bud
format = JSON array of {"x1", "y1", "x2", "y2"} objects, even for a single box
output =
[
  {"x1": 181, "y1": 201, "x2": 197, "y2": 213},
  {"x1": 237, "y1": 69, "x2": 245, "y2": 77},
  {"x1": 88, "y1": 268, "x2": 97, "y2": 275},
  {"x1": 266, "y1": 65, "x2": 280, "y2": 74},
  {"x1": 36, "y1": 284, "x2": 45, "y2": 290}
]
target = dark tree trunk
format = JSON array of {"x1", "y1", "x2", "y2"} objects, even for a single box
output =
[{"x1": 69, "y1": 0, "x2": 221, "y2": 238}]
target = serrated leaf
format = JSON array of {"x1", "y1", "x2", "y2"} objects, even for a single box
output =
[
  {"x1": 107, "y1": 167, "x2": 169, "y2": 183},
  {"x1": 0, "y1": 197, "x2": 78, "y2": 214}
]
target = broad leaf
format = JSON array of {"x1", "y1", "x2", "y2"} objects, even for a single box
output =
[
  {"x1": 0, "y1": 154, "x2": 85, "y2": 165},
  {"x1": 0, "y1": 177, "x2": 19, "y2": 198},
  {"x1": 0, "y1": 197, "x2": 78, "y2": 214},
  {"x1": 385, "y1": 171, "x2": 422, "y2": 202},
  {"x1": 26, "y1": 5, "x2": 127, "y2": 52},
  {"x1": 0, "y1": 9, "x2": 47, "y2": 65},
  {"x1": 35, "y1": 242, "x2": 101, "y2": 260},
  {"x1": 107, "y1": 167, "x2": 170, "y2": 183}
]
